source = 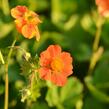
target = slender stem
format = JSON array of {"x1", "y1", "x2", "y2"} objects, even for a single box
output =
[
  {"x1": 4, "y1": 64, "x2": 8, "y2": 109},
  {"x1": 0, "y1": 51, "x2": 5, "y2": 64},
  {"x1": 88, "y1": 16, "x2": 104, "y2": 75},
  {"x1": 4, "y1": 39, "x2": 16, "y2": 109},
  {"x1": 7, "y1": 40, "x2": 16, "y2": 62},
  {"x1": 93, "y1": 17, "x2": 103, "y2": 52}
]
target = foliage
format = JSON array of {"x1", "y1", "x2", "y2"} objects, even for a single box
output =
[{"x1": 0, "y1": 0, "x2": 109, "y2": 109}]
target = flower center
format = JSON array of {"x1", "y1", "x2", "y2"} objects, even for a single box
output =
[{"x1": 51, "y1": 58, "x2": 63, "y2": 72}]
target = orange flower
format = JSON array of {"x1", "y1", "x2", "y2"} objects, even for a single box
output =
[
  {"x1": 39, "y1": 45, "x2": 73, "y2": 86},
  {"x1": 11, "y1": 6, "x2": 28, "y2": 18},
  {"x1": 96, "y1": 0, "x2": 109, "y2": 17},
  {"x1": 11, "y1": 6, "x2": 42, "y2": 41}
]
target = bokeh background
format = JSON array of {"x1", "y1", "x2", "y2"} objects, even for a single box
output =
[{"x1": 0, "y1": 0, "x2": 109, "y2": 109}]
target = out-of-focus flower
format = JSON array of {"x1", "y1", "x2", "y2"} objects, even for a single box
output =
[
  {"x1": 39, "y1": 45, "x2": 73, "y2": 86},
  {"x1": 96, "y1": 0, "x2": 109, "y2": 17},
  {"x1": 11, "y1": 6, "x2": 28, "y2": 18},
  {"x1": 11, "y1": 6, "x2": 42, "y2": 41}
]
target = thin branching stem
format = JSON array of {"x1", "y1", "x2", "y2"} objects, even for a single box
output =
[{"x1": 88, "y1": 16, "x2": 104, "y2": 75}]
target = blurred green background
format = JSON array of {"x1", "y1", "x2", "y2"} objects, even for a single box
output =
[{"x1": 0, "y1": 0, "x2": 109, "y2": 109}]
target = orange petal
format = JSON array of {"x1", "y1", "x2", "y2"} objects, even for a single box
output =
[
  {"x1": 96, "y1": 0, "x2": 109, "y2": 17},
  {"x1": 22, "y1": 24, "x2": 36, "y2": 39},
  {"x1": 61, "y1": 52, "x2": 73, "y2": 64},
  {"x1": 40, "y1": 50, "x2": 51, "y2": 67},
  {"x1": 35, "y1": 26, "x2": 40, "y2": 41},
  {"x1": 30, "y1": 16, "x2": 42, "y2": 25},
  {"x1": 51, "y1": 73, "x2": 67, "y2": 86},
  {"x1": 60, "y1": 52, "x2": 73, "y2": 76},
  {"x1": 32, "y1": 16, "x2": 42, "y2": 25},
  {"x1": 25, "y1": 11, "x2": 42, "y2": 25},
  {"x1": 11, "y1": 6, "x2": 28, "y2": 18},
  {"x1": 96, "y1": 0, "x2": 101, "y2": 4},
  {"x1": 47, "y1": 45, "x2": 62, "y2": 57},
  {"x1": 62, "y1": 65, "x2": 73, "y2": 76},
  {"x1": 39, "y1": 68, "x2": 51, "y2": 80},
  {"x1": 15, "y1": 18, "x2": 26, "y2": 33}
]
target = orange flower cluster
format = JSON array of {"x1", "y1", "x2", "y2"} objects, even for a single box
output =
[
  {"x1": 11, "y1": 6, "x2": 42, "y2": 41},
  {"x1": 96, "y1": 0, "x2": 109, "y2": 17},
  {"x1": 39, "y1": 45, "x2": 73, "y2": 86}
]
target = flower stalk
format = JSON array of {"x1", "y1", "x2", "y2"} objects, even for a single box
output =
[
  {"x1": 88, "y1": 16, "x2": 104, "y2": 75},
  {"x1": 4, "y1": 39, "x2": 16, "y2": 109}
]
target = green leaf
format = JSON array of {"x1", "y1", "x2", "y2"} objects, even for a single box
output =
[
  {"x1": 21, "y1": 72, "x2": 41, "y2": 102},
  {"x1": 85, "y1": 76, "x2": 109, "y2": 103},
  {"x1": 45, "y1": 78, "x2": 83, "y2": 109},
  {"x1": 0, "y1": 22, "x2": 13, "y2": 38},
  {"x1": 80, "y1": 14, "x2": 96, "y2": 35},
  {"x1": 46, "y1": 84, "x2": 61, "y2": 107},
  {"x1": 31, "y1": 102, "x2": 49, "y2": 109},
  {"x1": 28, "y1": 0, "x2": 49, "y2": 12},
  {"x1": 8, "y1": 62, "x2": 21, "y2": 82},
  {"x1": 60, "y1": 77, "x2": 83, "y2": 108},
  {"x1": 29, "y1": 75, "x2": 41, "y2": 102},
  {"x1": 21, "y1": 59, "x2": 32, "y2": 77},
  {"x1": 1, "y1": 0, "x2": 10, "y2": 15},
  {"x1": 83, "y1": 95, "x2": 107, "y2": 109},
  {"x1": 93, "y1": 54, "x2": 109, "y2": 87},
  {"x1": 0, "y1": 84, "x2": 4, "y2": 95}
]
